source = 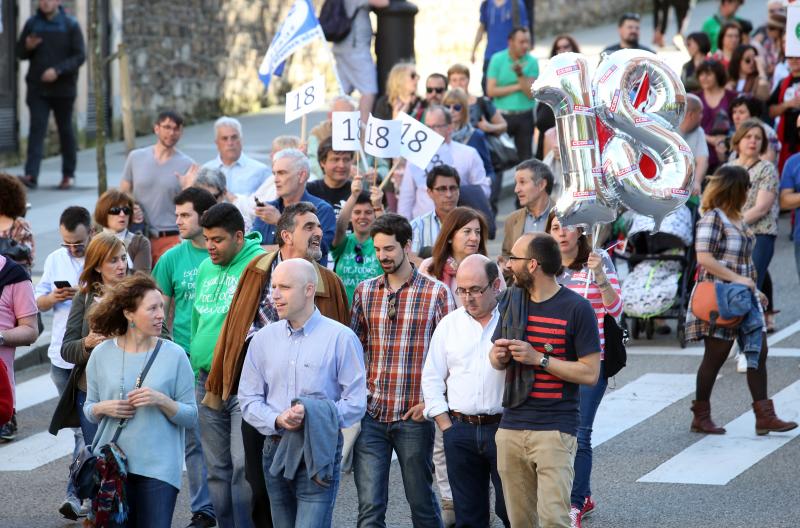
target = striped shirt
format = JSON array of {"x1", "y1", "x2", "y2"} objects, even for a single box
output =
[
  {"x1": 410, "y1": 212, "x2": 442, "y2": 254},
  {"x1": 351, "y1": 268, "x2": 455, "y2": 423},
  {"x1": 557, "y1": 250, "x2": 623, "y2": 357}
]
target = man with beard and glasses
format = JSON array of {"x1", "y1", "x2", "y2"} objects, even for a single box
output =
[
  {"x1": 490, "y1": 233, "x2": 600, "y2": 527},
  {"x1": 204, "y1": 202, "x2": 349, "y2": 528},
  {"x1": 120, "y1": 110, "x2": 196, "y2": 262},
  {"x1": 350, "y1": 213, "x2": 455, "y2": 527},
  {"x1": 601, "y1": 13, "x2": 654, "y2": 54}
]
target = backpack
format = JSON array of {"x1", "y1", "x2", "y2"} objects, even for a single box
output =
[{"x1": 319, "y1": 0, "x2": 358, "y2": 43}]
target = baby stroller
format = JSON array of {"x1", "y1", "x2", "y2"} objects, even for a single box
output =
[{"x1": 618, "y1": 205, "x2": 697, "y2": 347}]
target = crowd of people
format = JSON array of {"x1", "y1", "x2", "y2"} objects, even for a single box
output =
[{"x1": 1, "y1": 0, "x2": 799, "y2": 528}]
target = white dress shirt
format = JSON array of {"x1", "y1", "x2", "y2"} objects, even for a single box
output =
[
  {"x1": 34, "y1": 248, "x2": 84, "y2": 369},
  {"x1": 398, "y1": 141, "x2": 491, "y2": 219},
  {"x1": 422, "y1": 306, "x2": 504, "y2": 419},
  {"x1": 203, "y1": 152, "x2": 270, "y2": 195}
]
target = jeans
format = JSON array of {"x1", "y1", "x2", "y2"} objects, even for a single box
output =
[
  {"x1": 196, "y1": 371, "x2": 254, "y2": 528},
  {"x1": 50, "y1": 365, "x2": 83, "y2": 499},
  {"x1": 118, "y1": 474, "x2": 179, "y2": 528},
  {"x1": 795, "y1": 243, "x2": 800, "y2": 285},
  {"x1": 442, "y1": 420, "x2": 509, "y2": 528},
  {"x1": 752, "y1": 234, "x2": 776, "y2": 291},
  {"x1": 186, "y1": 422, "x2": 216, "y2": 518},
  {"x1": 242, "y1": 419, "x2": 273, "y2": 528},
  {"x1": 24, "y1": 91, "x2": 77, "y2": 180},
  {"x1": 571, "y1": 361, "x2": 608, "y2": 508},
  {"x1": 76, "y1": 389, "x2": 98, "y2": 447},
  {"x1": 353, "y1": 414, "x2": 441, "y2": 528},
  {"x1": 503, "y1": 111, "x2": 535, "y2": 162},
  {"x1": 262, "y1": 433, "x2": 343, "y2": 528}
]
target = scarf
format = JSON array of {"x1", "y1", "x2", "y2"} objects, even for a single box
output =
[
  {"x1": 451, "y1": 124, "x2": 475, "y2": 145},
  {"x1": 87, "y1": 443, "x2": 128, "y2": 527}
]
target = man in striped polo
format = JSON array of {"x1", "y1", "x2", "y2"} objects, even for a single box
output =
[{"x1": 490, "y1": 232, "x2": 601, "y2": 528}]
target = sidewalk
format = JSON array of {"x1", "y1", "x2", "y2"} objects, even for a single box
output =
[{"x1": 4, "y1": 0, "x2": 766, "y2": 371}]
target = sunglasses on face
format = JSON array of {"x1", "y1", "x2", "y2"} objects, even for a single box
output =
[
  {"x1": 354, "y1": 243, "x2": 364, "y2": 264},
  {"x1": 426, "y1": 87, "x2": 445, "y2": 94},
  {"x1": 109, "y1": 206, "x2": 132, "y2": 216},
  {"x1": 61, "y1": 242, "x2": 86, "y2": 250},
  {"x1": 387, "y1": 292, "x2": 397, "y2": 320},
  {"x1": 445, "y1": 104, "x2": 463, "y2": 112}
]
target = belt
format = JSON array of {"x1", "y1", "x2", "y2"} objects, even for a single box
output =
[
  {"x1": 152, "y1": 230, "x2": 179, "y2": 238},
  {"x1": 450, "y1": 411, "x2": 502, "y2": 425}
]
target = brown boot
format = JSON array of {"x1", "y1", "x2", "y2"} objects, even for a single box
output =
[
  {"x1": 752, "y1": 399, "x2": 798, "y2": 436},
  {"x1": 690, "y1": 400, "x2": 726, "y2": 434}
]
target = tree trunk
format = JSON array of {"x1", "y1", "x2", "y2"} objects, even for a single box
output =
[{"x1": 89, "y1": 0, "x2": 107, "y2": 195}]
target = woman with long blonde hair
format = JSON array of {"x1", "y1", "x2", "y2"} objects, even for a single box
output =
[{"x1": 373, "y1": 62, "x2": 424, "y2": 120}]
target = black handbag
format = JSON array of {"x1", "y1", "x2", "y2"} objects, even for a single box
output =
[
  {"x1": 478, "y1": 97, "x2": 520, "y2": 172},
  {"x1": 603, "y1": 314, "x2": 628, "y2": 378},
  {"x1": 69, "y1": 339, "x2": 162, "y2": 499},
  {"x1": 0, "y1": 236, "x2": 32, "y2": 264}
]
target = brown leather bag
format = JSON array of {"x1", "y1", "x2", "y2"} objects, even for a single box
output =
[{"x1": 690, "y1": 281, "x2": 744, "y2": 328}]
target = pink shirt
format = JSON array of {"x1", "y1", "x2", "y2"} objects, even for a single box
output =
[{"x1": 0, "y1": 255, "x2": 39, "y2": 393}]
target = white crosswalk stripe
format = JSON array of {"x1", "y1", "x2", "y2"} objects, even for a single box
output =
[
  {"x1": 15, "y1": 374, "x2": 59, "y2": 412},
  {"x1": 592, "y1": 373, "x2": 696, "y2": 447},
  {"x1": 0, "y1": 429, "x2": 75, "y2": 471},
  {"x1": 637, "y1": 379, "x2": 800, "y2": 485}
]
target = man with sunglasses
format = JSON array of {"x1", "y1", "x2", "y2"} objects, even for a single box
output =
[
  {"x1": 332, "y1": 173, "x2": 385, "y2": 304},
  {"x1": 425, "y1": 73, "x2": 448, "y2": 106},
  {"x1": 601, "y1": 12, "x2": 654, "y2": 54},
  {"x1": 351, "y1": 213, "x2": 455, "y2": 528},
  {"x1": 491, "y1": 233, "x2": 600, "y2": 527},
  {"x1": 206, "y1": 202, "x2": 349, "y2": 528},
  {"x1": 422, "y1": 254, "x2": 509, "y2": 527},
  {"x1": 34, "y1": 206, "x2": 92, "y2": 518}
]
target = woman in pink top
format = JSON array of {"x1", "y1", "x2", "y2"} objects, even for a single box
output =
[{"x1": 546, "y1": 213, "x2": 622, "y2": 528}]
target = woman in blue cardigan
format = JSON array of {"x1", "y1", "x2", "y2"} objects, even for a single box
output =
[{"x1": 83, "y1": 273, "x2": 197, "y2": 527}]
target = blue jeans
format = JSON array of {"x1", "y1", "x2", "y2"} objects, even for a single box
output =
[
  {"x1": 186, "y1": 422, "x2": 215, "y2": 518},
  {"x1": 196, "y1": 371, "x2": 254, "y2": 528},
  {"x1": 752, "y1": 234, "x2": 776, "y2": 291},
  {"x1": 24, "y1": 92, "x2": 77, "y2": 180},
  {"x1": 121, "y1": 474, "x2": 179, "y2": 528},
  {"x1": 50, "y1": 365, "x2": 83, "y2": 499},
  {"x1": 262, "y1": 433, "x2": 343, "y2": 528},
  {"x1": 795, "y1": 243, "x2": 800, "y2": 285},
  {"x1": 75, "y1": 389, "x2": 98, "y2": 448},
  {"x1": 442, "y1": 420, "x2": 509, "y2": 527},
  {"x1": 571, "y1": 361, "x2": 607, "y2": 508},
  {"x1": 353, "y1": 414, "x2": 441, "y2": 528}
]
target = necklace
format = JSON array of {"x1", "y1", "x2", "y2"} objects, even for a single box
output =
[{"x1": 118, "y1": 335, "x2": 153, "y2": 402}]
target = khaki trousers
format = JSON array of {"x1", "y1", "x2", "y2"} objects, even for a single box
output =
[{"x1": 496, "y1": 428, "x2": 577, "y2": 528}]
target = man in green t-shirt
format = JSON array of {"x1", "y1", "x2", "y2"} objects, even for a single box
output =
[
  {"x1": 150, "y1": 186, "x2": 217, "y2": 527},
  {"x1": 332, "y1": 173, "x2": 385, "y2": 304},
  {"x1": 702, "y1": 0, "x2": 751, "y2": 53},
  {"x1": 486, "y1": 26, "x2": 539, "y2": 161}
]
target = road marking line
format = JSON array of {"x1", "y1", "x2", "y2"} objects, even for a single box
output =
[
  {"x1": 637, "y1": 379, "x2": 800, "y2": 485},
  {"x1": 15, "y1": 374, "x2": 58, "y2": 411},
  {"x1": 0, "y1": 429, "x2": 75, "y2": 471},
  {"x1": 627, "y1": 346, "x2": 800, "y2": 358},
  {"x1": 593, "y1": 373, "x2": 696, "y2": 447},
  {"x1": 767, "y1": 319, "x2": 800, "y2": 347}
]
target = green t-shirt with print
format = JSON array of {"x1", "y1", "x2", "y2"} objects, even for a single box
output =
[
  {"x1": 332, "y1": 234, "x2": 382, "y2": 304},
  {"x1": 487, "y1": 49, "x2": 539, "y2": 112}
]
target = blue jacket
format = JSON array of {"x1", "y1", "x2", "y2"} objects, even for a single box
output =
[
  {"x1": 269, "y1": 397, "x2": 340, "y2": 483},
  {"x1": 715, "y1": 282, "x2": 763, "y2": 368},
  {"x1": 251, "y1": 190, "x2": 336, "y2": 266}
]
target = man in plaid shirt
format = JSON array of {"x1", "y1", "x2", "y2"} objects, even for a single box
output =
[{"x1": 351, "y1": 213, "x2": 455, "y2": 527}]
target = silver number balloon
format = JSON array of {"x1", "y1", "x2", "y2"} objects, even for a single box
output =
[
  {"x1": 593, "y1": 49, "x2": 695, "y2": 230},
  {"x1": 532, "y1": 53, "x2": 618, "y2": 228}
]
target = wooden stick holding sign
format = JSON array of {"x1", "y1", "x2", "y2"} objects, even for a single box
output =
[{"x1": 379, "y1": 161, "x2": 400, "y2": 190}]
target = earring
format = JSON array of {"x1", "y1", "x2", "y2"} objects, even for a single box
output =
[{"x1": 129, "y1": 321, "x2": 135, "y2": 329}]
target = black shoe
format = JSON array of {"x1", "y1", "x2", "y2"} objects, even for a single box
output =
[
  {"x1": 186, "y1": 512, "x2": 216, "y2": 528},
  {"x1": 0, "y1": 413, "x2": 18, "y2": 442},
  {"x1": 18, "y1": 175, "x2": 37, "y2": 189}
]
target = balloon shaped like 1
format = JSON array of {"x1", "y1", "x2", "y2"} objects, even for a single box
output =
[
  {"x1": 593, "y1": 49, "x2": 695, "y2": 231},
  {"x1": 532, "y1": 53, "x2": 618, "y2": 228}
]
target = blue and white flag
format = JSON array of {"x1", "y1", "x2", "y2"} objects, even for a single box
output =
[{"x1": 258, "y1": 0, "x2": 325, "y2": 88}]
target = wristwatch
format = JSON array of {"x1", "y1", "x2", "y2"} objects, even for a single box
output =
[{"x1": 539, "y1": 353, "x2": 550, "y2": 369}]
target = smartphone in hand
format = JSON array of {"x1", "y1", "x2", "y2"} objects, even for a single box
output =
[{"x1": 54, "y1": 281, "x2": 72, "y2": 289}]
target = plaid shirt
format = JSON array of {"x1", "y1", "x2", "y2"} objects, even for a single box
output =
[{"x1": 351, "y1": 268, "x2": 455, "y2": 422}]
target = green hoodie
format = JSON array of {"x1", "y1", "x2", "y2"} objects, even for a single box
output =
[{"x1": 190, "y1": 232, "x2": 264, "y2": 374}]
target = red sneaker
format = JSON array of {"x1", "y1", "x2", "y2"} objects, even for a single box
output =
[
  {"x1": 570, "y1": 506, "x2": 582, "y2": 528},
  {"x1": 581, "y1": 496, "x2": 596, "y2": 518}
]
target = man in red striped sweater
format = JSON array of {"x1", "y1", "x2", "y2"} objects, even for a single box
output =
[{"x1": 490, "y1": 232, "x2": 601, "y2": 528}]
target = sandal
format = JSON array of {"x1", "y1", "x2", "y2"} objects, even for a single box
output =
[
  {"x1": 765, "y1": 310, "x2": 779, "y2": 333},
  {"x1": 57, "y1": 177, "x2": 74, "y2": 190}
]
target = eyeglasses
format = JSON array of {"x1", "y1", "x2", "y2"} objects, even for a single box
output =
[
  {"x1": 430, "y1": 123, "x2": 450, "y2": 130},
  {"x1": 387, "y1": 292, "x2": 397, "y2": 320},
  {"x1": 426, "y1": 87, "x2": 445, "y2": 94},
  {"x1": 354, "y1": 243, "x2": 364, "y2": 264},
  {"x1": 432, "y1": 185, "x2": 459, "y2": 194},
  {"x1": 109, "y1": 206, "x2": 132, "y2": 216},
  {"x1": 61, "y1": 242, "x2": 86, "y2": 250},
  {"x1": 455, "y1": 284, "x2": 491, "y2": 298},
  {"x1": 621, "y1": 12, "x2": 640, "y2": 21},
  {"x1": 556, "y1": 45, "x2": 573, "y2": 52},
  {"x1": 507, "y1": 255, "x2": 533, "y2": 261},
  {"x1": 445, "y1": 104, "x2": 463, "y2": 112}
]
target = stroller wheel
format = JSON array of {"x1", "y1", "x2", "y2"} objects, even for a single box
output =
[{"x1": 646, "y1": 319, "x2": 655, "y2": 340}]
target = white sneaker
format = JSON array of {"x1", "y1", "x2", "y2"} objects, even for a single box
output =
[
  {"x1": 570, "y1": 505, "x2": 582, "y2": 528},
  {"x1": 736, "y1": 353, "x2": 748, "y2": 373}
]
